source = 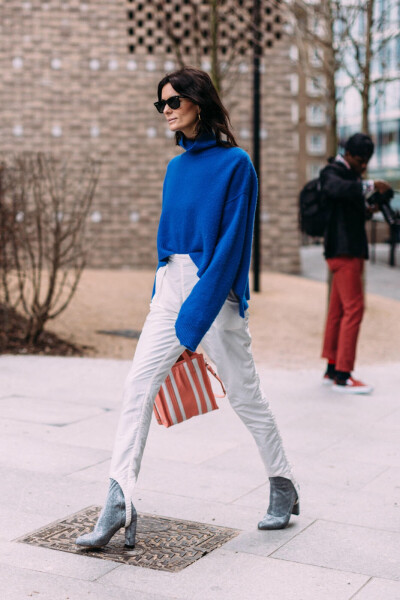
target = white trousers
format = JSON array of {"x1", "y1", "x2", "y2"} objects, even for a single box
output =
[{"x1": 110, "y1": 254, "x2": 296, "y2": 526}]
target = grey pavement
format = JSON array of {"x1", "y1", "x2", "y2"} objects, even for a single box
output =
[
  {"x1": 1, "y1": 353, "x2": 400, "y2": 600},
  {"x1": 1, "y1": 250, "x2": 400, "y2": 599},
  {"x1": 300, "y1": 243, "x2": 400, "y2": 301}
]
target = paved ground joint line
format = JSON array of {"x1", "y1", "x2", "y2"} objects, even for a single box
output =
[
  {"x1": 271, "y1": 553, "x2": 372, "y2": 579},
  {"x1": 267, "y1": 519, "x2": 318, "y2": 557},
  {"x1": 66, "y1": 457, "x2": 111, "y2": 477},
  {"x1": 228, "y1": 480, "x2": 268, "y2": 505},
  {"x1": 348, "y1": 576, "x2": 374, "y2": 600},
  {"x1": 314, "y1": 517, "x2": 400, "y2": 536},
  {"x1": 357, "y1": 464, "x2": 391, "y2": 493},
  {"x1": 91, "y1": 563, "x2": 123, "y2": 583}
]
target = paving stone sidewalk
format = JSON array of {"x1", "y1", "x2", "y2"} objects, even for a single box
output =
[
  {"x1": 300, "y1": 243, "x2": 400, "y2": 301},
  {"x1": 1, "y1": 354, "x2": 399, "y2": 600}
]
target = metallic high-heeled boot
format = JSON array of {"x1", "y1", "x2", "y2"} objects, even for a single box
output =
[
  {"x1": 76, "y1": 479, "x2": 137, "y2": 549},
  {"x1": 257, "y1": 476, "x2": 299, "y2": 530}
]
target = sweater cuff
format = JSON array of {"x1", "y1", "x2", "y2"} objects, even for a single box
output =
[
  {"x1": 175, "y1": 317, "x2": 199, "y2": 352},
  {"x1": 175, "y1": 311, "x2": 212, "y2": 352},
  {"x1": 175, "y1": 324, "x2": 197, "y2": 352}
]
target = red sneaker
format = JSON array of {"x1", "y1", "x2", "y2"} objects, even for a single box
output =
[{"x1": 332, "y1": 377, "x2": 373, "y2": 395}]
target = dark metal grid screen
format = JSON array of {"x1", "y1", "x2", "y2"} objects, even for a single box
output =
[
  {"x1": 126, "y1": 0, "x2": 283, "y2": 57},
  {"x1": 17, "y1": 505, "x2": 240, "y2": 572}
]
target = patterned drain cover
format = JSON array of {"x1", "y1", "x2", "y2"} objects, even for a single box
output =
[{"x1": 17, "y1": 506, "x2": 240, "y2": 572}]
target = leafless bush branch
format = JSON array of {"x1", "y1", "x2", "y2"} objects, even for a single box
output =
[{"x1": 0, "y1": 153, "x2": 101, "y2": 344}]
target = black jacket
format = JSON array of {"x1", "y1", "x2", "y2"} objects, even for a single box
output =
[{"x1": 320, "y1": 158, "x2": 369, "y2": 259}]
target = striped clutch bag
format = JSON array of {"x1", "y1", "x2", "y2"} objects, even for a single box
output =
[{"x1": 154, "y1": 350, "x2": 226, "y2": 427}]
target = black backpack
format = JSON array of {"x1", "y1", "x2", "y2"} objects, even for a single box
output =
[{"x1": 299, "y1": 177, "x2": 330, "y2": 237}]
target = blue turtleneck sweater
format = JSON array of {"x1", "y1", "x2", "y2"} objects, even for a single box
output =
[{"x1": 156, "y1": 132, "x2": 258, "y2": 351}]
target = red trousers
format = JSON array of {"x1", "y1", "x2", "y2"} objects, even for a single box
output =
[{"x1": 321, "y1": 257, "x2": 364, "y2": 373}]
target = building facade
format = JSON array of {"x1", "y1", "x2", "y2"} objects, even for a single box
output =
[
  {"x1": 0, "y1": 0, "x2": 301, "y2": 273},
  {"x1": 292, "y1": 43, "x2": 331, "y2": 189},
  {"x1": 293, "y1": 0, "x2": 400, "y2": 192},
  {"x1": 336, "y1": 1, "x2": 400, "y2": 189},
  {"x1": 288, "y1": 2, "x2": 332, "y2": 194}
]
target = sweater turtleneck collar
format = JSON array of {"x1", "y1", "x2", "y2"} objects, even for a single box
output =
[{"x1": 179, "y1": 131, "x2": 218, "y2": 153}]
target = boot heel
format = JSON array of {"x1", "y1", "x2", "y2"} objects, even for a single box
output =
[
  {"x1": 124, "y1": 507, "x2": 137, "y2": 548},
  {"x1": 292, "y1": 500, "x2": 300, "y2": 516}
]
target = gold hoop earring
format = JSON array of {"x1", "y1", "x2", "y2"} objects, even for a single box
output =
[{"x1": 198, "y1": 112, "x2": 201, "y2": 121}]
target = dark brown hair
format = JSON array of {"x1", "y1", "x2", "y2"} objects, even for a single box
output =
[{"x1": 157, "y1": 66, "x2": 238, "y2": 147}]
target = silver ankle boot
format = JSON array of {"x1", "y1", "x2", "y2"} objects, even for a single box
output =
[
  {"x1": 76, "y1": 479, "x2": 137, "y2": 549},
  {"x1": 257, "y1": 476, "x2": 299, "y2": 530}
]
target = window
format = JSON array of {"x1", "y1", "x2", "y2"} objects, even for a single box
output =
[
  {"x1": 382, "y1": 80, "x2": 400, "y2": 113},
  {"x1": 307, "y1": 104, "x2": 326, "y2": 126},
  {"x1": 310, "y1": 16, "x2": 324, "y2": 37},
  {"x1": 309, "y1": 47, "x2": 323, "y2": 67},
  {"x1": 307, "y1": 133, "x2": 326, "y2": 155},
  {"x1": 307, "y1": 162, "x2": 324, "y2": 180},
  {"x1": 380, "y1": 119, "x2": 399, "y2": 168},
  {"x1": 397, "y1": 37, "x2": 400, "y2": 66},
  {"x1": 307, "y1": 75, "x2": 325, "y2": 96},
  {"x1": 358, "y1": 12, "x2": 365, "y2": 36}
]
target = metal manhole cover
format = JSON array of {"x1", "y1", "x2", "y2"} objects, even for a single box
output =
[{"x1": 16, "y1": 506, "x2": 240, "y2": 572}]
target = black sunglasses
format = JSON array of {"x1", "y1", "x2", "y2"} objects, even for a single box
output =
[{"x1": 154, "y1": 95, "x2": 187, "y2": 113}]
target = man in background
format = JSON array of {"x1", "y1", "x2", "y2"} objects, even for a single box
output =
[{"x1": 320, "y1": 133, "x2": 391, "y2": 394}]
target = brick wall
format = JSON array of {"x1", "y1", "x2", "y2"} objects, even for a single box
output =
[{"x1": 0, "y1": 0, "x2": 300, "y2": 273}]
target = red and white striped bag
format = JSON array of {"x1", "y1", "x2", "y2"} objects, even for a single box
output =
[{"x1": 154, "y1": 350, "x2": 226, "y2": 427}]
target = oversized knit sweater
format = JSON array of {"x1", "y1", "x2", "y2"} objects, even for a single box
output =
[{"x1": 155, "y1": 132, "x2": 258, "y2": 351}]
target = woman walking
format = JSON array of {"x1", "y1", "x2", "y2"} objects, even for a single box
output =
[{"x1": 76, "y1": 67, "x2": 299, "y2": 550}]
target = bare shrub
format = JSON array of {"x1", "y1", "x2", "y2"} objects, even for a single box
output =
[{"x1": 0, "y1": 152, "x2": 100, "y2": 345}]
